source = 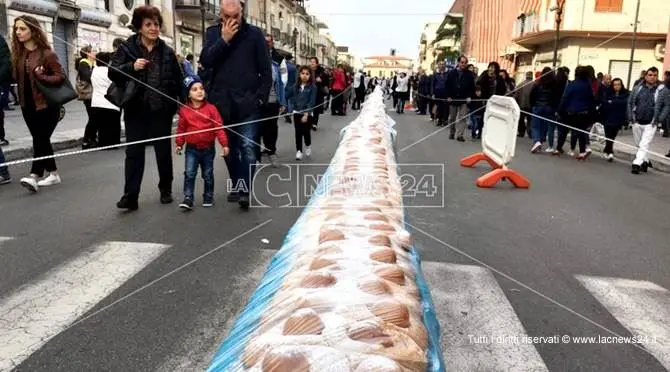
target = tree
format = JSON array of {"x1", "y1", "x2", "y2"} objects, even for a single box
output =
[
  {"x1": 435, "y1": 47, "x2": 459, "y2": 63},
  {"x1": 432, "y1": 14, "x2": 462, "y2": 46}
]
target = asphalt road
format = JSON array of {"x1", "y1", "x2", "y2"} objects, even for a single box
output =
[{"x1": 0, "y1": 105, "x2": 668, "y2": 372}]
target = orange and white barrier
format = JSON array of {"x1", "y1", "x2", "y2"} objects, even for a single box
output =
[{"x1": 460, "y1": 96, "x2": 530, "y2": 189}]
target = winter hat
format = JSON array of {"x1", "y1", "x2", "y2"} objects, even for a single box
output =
[{"x1": 184, "y1": 75, "x2": 203, "y2": 91}]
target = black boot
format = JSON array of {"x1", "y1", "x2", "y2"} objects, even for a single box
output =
[{"x1": 117, "y1": 195, "x2": 139, "y2": 210}]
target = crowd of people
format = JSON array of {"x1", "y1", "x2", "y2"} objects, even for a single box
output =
[
  {"x1": 0, "y1": 0, "x2": 365, "y2": 211},
  {"x1": 379, "y1": 56, "x2": 670, "y2": 174}
]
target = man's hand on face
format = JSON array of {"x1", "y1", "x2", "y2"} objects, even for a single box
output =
[{"x1": 221, "y1": 18, "x2": 239, "y2": 43}]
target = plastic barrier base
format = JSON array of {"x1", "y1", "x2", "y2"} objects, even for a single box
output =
[
  {"x1": 460, "y1": 152, "x2": 530, "y2": 189},
  {"x1": 459, "y1": 152, "x2": 501, "y2": 170}
]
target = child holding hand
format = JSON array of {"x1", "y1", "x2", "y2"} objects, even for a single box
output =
[{"x1": 176, "y1": 76, "x2": 229, "y2": 210}]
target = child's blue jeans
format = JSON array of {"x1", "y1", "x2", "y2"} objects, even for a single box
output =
[{"x1": 183, "y1": 145, "x2": 215, "y2": 202}]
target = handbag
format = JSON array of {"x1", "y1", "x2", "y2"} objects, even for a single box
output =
[
  {"x1": 33, "y1": 49, "x2": 77, "y2": 107},
  {"x1": 105, "y1": 80, "x2": 137, "y2": 108}
]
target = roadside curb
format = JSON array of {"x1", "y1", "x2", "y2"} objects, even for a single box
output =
[
  {"x1": 589, "y1": 141, "x2": 670, "y2": 174},
  {"x1": 3, "y1": 128, "x2": 127, "y2": 163}
]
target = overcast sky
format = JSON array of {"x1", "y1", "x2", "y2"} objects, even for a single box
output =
[{"x1": 306, "y1": 0, "x2": 453, "y2": 62}]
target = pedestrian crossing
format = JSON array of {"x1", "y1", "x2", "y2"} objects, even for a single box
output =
[{"x1": 0, "y1": 236, "x2": 668, "y2": 371}]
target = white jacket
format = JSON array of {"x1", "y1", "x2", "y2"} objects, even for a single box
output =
[
  {"x1": 396, "y1": 76, "x2": 409, "y2": 93},
  {"x1": 90, "y1": 66, "x2": 120, "y2": 111}
]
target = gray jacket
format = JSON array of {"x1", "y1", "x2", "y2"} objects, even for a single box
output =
[
  {"x1": 655, "y1": 85, "x2": 670, "y2": 124},
  {"x1": 627, "y1": 83, "x2": 666, "y2": 123},
  {"x1": 515, "y1": 79, "x2": 534, "y2": 109}
]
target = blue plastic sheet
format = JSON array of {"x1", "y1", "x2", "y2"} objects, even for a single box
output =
[{"x1": 208, "y1": 89, "x2": 444, "y2": 372}]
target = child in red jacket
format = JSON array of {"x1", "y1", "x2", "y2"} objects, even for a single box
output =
[{"x1": 176, "y1": 76, "x2": 229, "y2": 210}]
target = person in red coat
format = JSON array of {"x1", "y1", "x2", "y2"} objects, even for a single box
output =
[
  {"x1": 330, "y1": 65, "x2": 347, "y2": 115},
  {"x1": 175, "y1": 76, "x2": 229, "y2": 210}
]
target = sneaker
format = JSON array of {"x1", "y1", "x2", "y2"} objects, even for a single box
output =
[
  {"x1": 304, "y1": 146, "x2": 312, "y2": 157},
  {"x1": 269, "y1": 154, "x2": 278, "y2": 168},
  {"x1": 202, "y1": 200, "x2": 213, "y2": 207},
  {"x1": 117, "y1": 195, "x2": 139, "y2": 210},
  {"x1": 576, "y1": 153, "x2": 588, "y2": 161},
  {"x1": 552, "y1": 149, "x2": 564, "y2": 156},
  {"x1": 544, "y1": 147, "x2": 554, "y2": 153},
  {"x1": 607, "y1": 153, "x2": 614, "y2": 162},
  {"x1": 666, "y1": 151, "x2": 670, "y2": 158},
  {"x1": 631, "y1": 164, "x2": 641, "y2": 174},
  {"x1": 238, "y1": 195, "x2": 250, "y2": 210},
  {"x1": 37, "y1": 173, "x2": 61, "y2": 187},
  {"x1": 585, "y1": 147, "x2": 592, "y2": 155},
  {"x1": 0, "y1": 175, "x2": 11, "y2": 185},
  {"x1": 227, "y1": 192, "x2": 239, "y2": 202},
  {"x1": 448, "y1": 134, "x2": 455, "y2": 140},
  {"x1": 0, "y1": 139, "x2": 8, "y2": 146},
  {"x1": 456, "y1": 136, "x2": 465, "y2": 142},
  {"x1": 160, "y1": 191, "x2": 174, "y2": 204},
  {"x1": 20, "y1": 176, "x2": 38, "y2": 193},
  {"x1": 179, "y1": 199, "x2": 193, "y2": 210},
  {"x1": 296, "y1": 150, "x2": 303, "y2": 160},
  {"x1": 531, "y1": 142, "x2": 542, "y2": 153},
  {"x1": 568, "y1": 151, "x2": 575, "y2": 157}
]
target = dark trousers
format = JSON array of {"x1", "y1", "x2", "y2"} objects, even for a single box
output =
[
  {"x1": 259, "y1": 102, "x2": 279, "y2": 156},
  {"x1": 428, "y1": 98, "x2": 435, "y2": 119},
  {"x1": 183, "y1": 145, "x2": 215, "y2": 202},
  {"x1": 518, "y1": 111, "x2": 531, "y2": 137},
  {"x1": 392, "y1": 91, "x2": 398, "y2": 109},
  {"x1": 0, "y1": 146, "x2": 9, "y2": 178},
  {"x1": 93, "y1": 107, "x2": 122, "y2": 147},
  {"x1": 294, "y1": 113, "x2": 312, "y2": 151},
  {"x1": 557, "y1": 112, "x2": 590, "y2": 153},
  {"x1": 312, "y1": 110, "x2": 321, "y2": 128},
  {"x1": 123, "y1": 110, "x2": 173, "y2": 199},
  {"x1": 23, "y1": 105, "x2": 59, "y2": 177},
  {"x1": 353, "y1": 88, "x2": 365, "y2": 109},
  {"x1": 82, "y1": 99, "x2": 97, "y2": 143},
  {"x1": 603, "y1": 125, "x2": 620, "y2": 154},
  {"x1": 331, "y1": 90, "x2": 343, "y2": 115},
  {"x1": 435, "y1": 100, "x2": 448, "y2": 125},
  {"x1": 223, "y1": 113, "x2": 260, "y2": 197},
  {"x1": 417, "y1": 94, "x2": 428, "y2": 114},
  {"x1": 0, "y1": 104, "x2": 4, "y2": 140}
]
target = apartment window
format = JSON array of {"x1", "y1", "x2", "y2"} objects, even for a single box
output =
[{"x1": 595, "y1": 0, "x2": 623, "y2": 12}]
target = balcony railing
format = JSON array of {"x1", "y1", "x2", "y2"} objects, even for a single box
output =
[
  {"x1": 175, "y1": 0, "x2": 219, "y2": 16},
  {"x1": 513, "y1": 13, "x2": 539, "y2": 38}
]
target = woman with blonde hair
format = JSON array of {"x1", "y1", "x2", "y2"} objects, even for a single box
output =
[{"x1": 12, "y1": 15, "x2": 66, "y2": 192}]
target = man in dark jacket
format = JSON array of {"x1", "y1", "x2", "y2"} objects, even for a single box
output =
[
  {"x1": 416, "y1": 68, "x2": 430, "y2": 115},
  {"x1": 445, "y1": 56, "x2": 476, "y2": 141},
  {"x1": 431, "y1": 61, "x2": 448, "y2": 126},
  {"x1": 200, "y1": 0, "x2": 272, "y2": 209},
  {"x1": 0, "y1": 35, "x2": 10, "y2": 184}
]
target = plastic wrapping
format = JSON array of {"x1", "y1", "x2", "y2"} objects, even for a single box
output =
[{"x1": 207, "y1": 88, "x2": 445, "y2": 372}]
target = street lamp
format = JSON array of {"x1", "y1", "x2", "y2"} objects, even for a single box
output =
[
  {"x1": 551, "y1": 0, "x2": 564, "y2": 68},
  {"x1": 292, "y1": 27, "x2": 298, "y2": 63}
]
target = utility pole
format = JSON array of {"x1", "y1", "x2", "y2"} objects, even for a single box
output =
[
  {"x1": 200, "y1": 0, "x2": 206, "y2": 44},
  {"x1": 626, "y1": 0, "x2": 641, "y2": 88},
  {"x1": 552, "y1": 0, "x2": 564, "y2": 68}
]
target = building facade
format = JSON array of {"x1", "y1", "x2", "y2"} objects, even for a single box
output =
[
  {"x1": 2, "y1": 0, "x2": 173, "y2": 80},
  {"x1": 363, "y1": 56, "x2": 413, "y2": 78},
  {"x1": 173, "y1": 0, "x2": 218, "y2": 60},
  {"x1": 337, "y1": 46, "x2": 354, "y2": 68},
  {"x1": 455, "y1": 0, "x2": 668, "y2": 83},
  {"x1": 417, "y1": 22, "x2": 440, "y2": 72}
]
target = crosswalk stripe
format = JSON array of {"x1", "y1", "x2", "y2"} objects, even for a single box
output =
[
  {"x1": 422, "y1": 261, "x2": 548, "y2": 372},
  {"x1": 0, "y1": 237, "x2": 13, "y2": 248},
  {"x1": 576, "y1": 275, "x2": 670, "y2": 369},
  {"x1": 0, "y1": 241, "x2": 170, "y2": 371}
]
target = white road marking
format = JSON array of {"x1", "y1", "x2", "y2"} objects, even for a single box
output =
[
  {"x1": 422, "y1": 261, "x2": 548, "y2": 372},
  {"x1": 0, "y1": 241, "x2": 170, "y2": 371},
  {"x1": 576, "y1": 275, "x2": 670, "y2": 369}
]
